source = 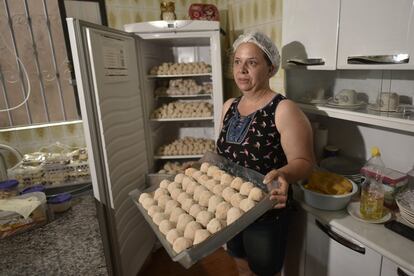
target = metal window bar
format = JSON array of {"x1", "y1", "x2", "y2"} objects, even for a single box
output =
[
  {"x1": 0, "y1": 0, "x2": 74, "y2": 128},
  {"x1": 3, "y1": 0, "x2": 32, "y2": 124},
  {"x1": 23, "y1": 0, "x2": 50, "y2": 122},
  {"x1": 42, "y1": 0, "x2": 67, "y2": 121}
]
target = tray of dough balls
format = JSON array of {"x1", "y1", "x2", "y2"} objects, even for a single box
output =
[{"x1": 130, "y1": 151, "x2": 276, "y2": 268}]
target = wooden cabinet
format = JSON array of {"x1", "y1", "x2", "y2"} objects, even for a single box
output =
[
  {"x1": 381, "y1": 256, "x2": 414, "y2": 276},
  {"x1": 282, "y1": 0, "x2": 414, "y2": 70},
  {"x1": 281, "y1": 0, "x2": 340, "y2": 70},
  {"x1": 304, "y1": 213, "x2": 382, "y2": 276}
]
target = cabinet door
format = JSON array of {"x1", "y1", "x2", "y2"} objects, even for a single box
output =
[
  {"x1": 381, "y1": 256, "x2": 414, "y2": 276},
  {"x1": 305, "y1": 214, "x2": 382, "y2": 276},
  {"x1": 281, "y1": 0, "x2": 340, "y2": 70},
  {"x1": 337, "y1": 0, "x2": 414, "y2": 69}
]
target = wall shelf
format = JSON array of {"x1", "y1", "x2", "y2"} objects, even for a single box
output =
[{"x1": 298, "y1": 103, "x2": 414, "y2": 133}]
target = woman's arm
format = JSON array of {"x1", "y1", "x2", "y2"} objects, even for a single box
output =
[{"x1": 263, "y1": 99, "x2": 315, "y2": 207}]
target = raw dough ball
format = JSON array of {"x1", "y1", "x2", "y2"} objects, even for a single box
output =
[
  {"x1": 205, "y1": 179, "x2": 219, "y2": 191},
  {"x1": 170, "y1": 188, "x2": 182, "y2": 201},
  {"x1": 239, "y1": 198, "x2": 256, "y2": 212},
  {"x1": 174, "y1": 173, "x2": 185, "y2": 183},
  {"x1": 167, "y1": 182, "x2": 182, "y2": 193},
  {"x1": 212, "y1": 184, "x2": 226, "y2": 196},
  {"x1": 153, "y1": 212, "x2": 167, "y2": 225},
  {"x1": 199, "y1": 190, "x2": 213, "y2": 207},
  {"x1": 138, "y1": 193, "x2": 151, "y2": 204},
  {"x1": 165, "y1": 200, "x2": 180, "y2": 215},
  {"x1": 227, "y1": 207, "x2": 244, "y2": 225},
  {"x1": 212, "y1": 170, "x2": 225, "y2": 181},
  {"x1": 207, "y1": 165, "x2": 219, "y2": 177},
  {"x1": 159, "y1": 179, "x2": 171, "y2": 189},
  {"x1": 157, "y1": 194, "x2": 172, "y2": 209},
  {"x1": 198, "y1": 174, "x2": 210, "y2": 186},
  {"x1": 185, "y1": 181, "x2": 198, "y2": 195},
  {"x1": 170, "y1": 207, "x2": 185, "y2": 224},
  {"x1": 166, "y1": 228, "x2": 182, "y2": 244},
  {"x1": 189, "y1": 204, "x2": 205, "y2": 218},
  {"x1": 221, "y1": 173, "x2": 234, "y2": 186},
  {"x1": 222, "y1": 187, "x2": 237, "y2": 202},
  {"x1": 192, "y1": 171, "x2": 204, "y2": 181},
  {"x1": 176, "y1": 213, "x2": 194, "y2": 232},
  {"x1": 182, "y1": 176, "x2": 193, "y2": 191},
  {"x1": 196, "y1": 210, "x2": 214, "y2": 227},
  {"x1": 154, "y1": 188, "x2": 169, "y2": 201},
  {"x1": 193, "y1": 185, "x2": 208, "y2": 201},
  {"x1": 230, "y1": 193, "x2": 246, "y2": 208},
  {"x1": 148, "y1": 205, "x2": 163, "y2": 217},
  {"x1": 159, "y1": 219, "x2": 174, "y2": 235},
  {"x1": 142, "y1": 198, "x2": 156, "y2": 210},
  {"x1": 248, "y1": 187, "x2": 265, "y2": 201},
  {"x1": 181, "y1": 198, "x2": 196, "y2": 212},
  {"x1": 206, "y1": 218, "x2": 224, "y2": 234},
  {"x1": 200, "y1": 162, "x2": 211, "y2": 173},
  {"x1": 183, "y1": 221, "x2": 203, "y2": 240},
  {"x1": 173, "y1": 237, "x2": 192, "y2": 253},
  {"x1": 208, "y1": 195, "x2": 224, "y2": 213},
  {"x1": 240, "y1": 182, "x2": 254, "y2": 196},
  {"x1": 184, "y1": 167, "x2": 197, "y2": 177},
  {"x1": 215, "y1": 202, "x2": 232, "y2": 220},
  {"x1": 177, "y1": 192, "x2": 191, "y2": 205},
  {"x1": 193, "y1": 229, "x2": 211, "y2": 245},
  {"x1": 230, "y1": 177, "x2": 244, "y2": 191}
]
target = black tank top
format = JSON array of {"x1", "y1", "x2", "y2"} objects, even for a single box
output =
[{"x1": 216, "y1": 94, "x2": 288, "y2": 175}]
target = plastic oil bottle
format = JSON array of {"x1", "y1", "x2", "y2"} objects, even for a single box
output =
[{"x1": 360, "y1": 147, "x2": 385, "y2": 220}]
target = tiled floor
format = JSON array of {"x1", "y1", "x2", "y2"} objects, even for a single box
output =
[{"x1": 138, "y1": 247, "x2": 238, "y2": 276}]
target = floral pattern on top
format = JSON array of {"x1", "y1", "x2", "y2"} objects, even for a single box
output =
[{"x1": 216, "y1": 94, "x2": 288, "y2": 175}]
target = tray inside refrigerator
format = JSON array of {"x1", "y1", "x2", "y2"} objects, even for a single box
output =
[{"x1": 129, "y1": 151, "x2": 277, "y2": 268}]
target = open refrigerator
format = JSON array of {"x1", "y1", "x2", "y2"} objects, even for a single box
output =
[{"x1": 66, "y1": 19, "x2": 223, "y2": 275}]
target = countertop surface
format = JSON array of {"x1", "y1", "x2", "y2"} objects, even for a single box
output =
[
  {"x1": 297, "y1": 193, "x2": 414, "y2": 273},
  {"x1": 0, "y1": 193, "x2": 108, "y2": 276}
]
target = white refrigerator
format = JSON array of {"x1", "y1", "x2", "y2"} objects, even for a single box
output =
[{"x1": 66, "y1": 18, "x2": 223, "y2": 275}]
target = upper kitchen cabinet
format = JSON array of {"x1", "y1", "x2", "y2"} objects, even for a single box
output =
[
  {"x1": 337, "y1": 0, "x2": 414, "y2": 70},
  {"x1": 282, "y1": 0, "x2": 414, "y2": 70},
  {"x1": 281, "y1": 0, "x2": 340, "y2": 70}
]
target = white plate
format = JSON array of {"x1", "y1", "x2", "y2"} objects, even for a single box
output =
[
  {"x1": 326, "y1": 100, "x2": 366, "y2": 110},
  {"x1": 367, "y1": 104, "x2": 401, "y2": 113},
  {"x1": 347, "y1": 201, "x2": 392, "y2": 224}
]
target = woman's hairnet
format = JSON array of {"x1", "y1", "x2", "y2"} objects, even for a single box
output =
[{"x1": 232, "y1": 32, "x2": 280, "y2": 76}]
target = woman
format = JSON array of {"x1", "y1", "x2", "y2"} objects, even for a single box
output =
[{"x1": 216, "y1": 32, "x2": 314, "y2": 276}]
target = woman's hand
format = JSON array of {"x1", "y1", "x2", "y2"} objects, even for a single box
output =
[{"x1": 263, "y1": 170, "x2": 289, "y2": 209}]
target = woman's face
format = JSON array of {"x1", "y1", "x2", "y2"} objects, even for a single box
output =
[{"x1": 233, "y1": 42, "x2": 273, "y2": 93}]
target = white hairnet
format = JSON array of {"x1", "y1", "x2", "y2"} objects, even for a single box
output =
[{"x1": 232, "y1": 31, "x2": 280, "y2": 76}]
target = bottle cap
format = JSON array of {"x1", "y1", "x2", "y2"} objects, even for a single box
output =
[{"x1": 371, "y1": 146, "x2": 381, "y2": 157}]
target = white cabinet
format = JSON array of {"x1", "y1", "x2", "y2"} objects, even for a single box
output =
[
  {"x1": 282, "y1": 0, "x2": 414, "y2": 70},
  {"x1": 381, "y1": 256, "x2": 414, "y2": 276},
  {"x1": 337, "y1": 0, "x2": 414, "y2": 70},
  {"x1": 281, "y1": 0, "x2": 340, "y2": 70},
  {"x1": 304, "y1": 213, "x2": 382, "y2": 276}
]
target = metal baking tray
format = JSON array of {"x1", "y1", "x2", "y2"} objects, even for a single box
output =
[{"x1": 129, "y1": 151, "x2": 277, "y2": 268}]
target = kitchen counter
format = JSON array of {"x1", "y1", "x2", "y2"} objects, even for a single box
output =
[
  {"x1": 296, "y1": 191, "x2": 414, "y2": 273},
  {"x1": 0, "y1": 193, "x2": 108, "y2": 275}
]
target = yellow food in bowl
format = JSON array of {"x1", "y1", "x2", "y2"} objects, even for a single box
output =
[{"x1": 304, "y1": 171, "x2": 353, "y2": 195}]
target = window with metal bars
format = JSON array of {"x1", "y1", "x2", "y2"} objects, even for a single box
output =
[{"x1": 0, "y1": 0, "x2": 89, "y2": 128}]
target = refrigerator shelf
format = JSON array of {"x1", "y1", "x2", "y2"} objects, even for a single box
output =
[
  {"x1": 150, "y1": 117, "x2": 213, "y2": 122},
  {"x1": 154, "y1": 154, "x2": 203, "y2": 159},
  {"x1": 147, "y1": 73, "x2": 212, "y2": 78}
]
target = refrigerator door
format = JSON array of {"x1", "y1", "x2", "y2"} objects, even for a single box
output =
[{"x1": 66, "y1": 19, "x2": 155, "y2": 276}]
